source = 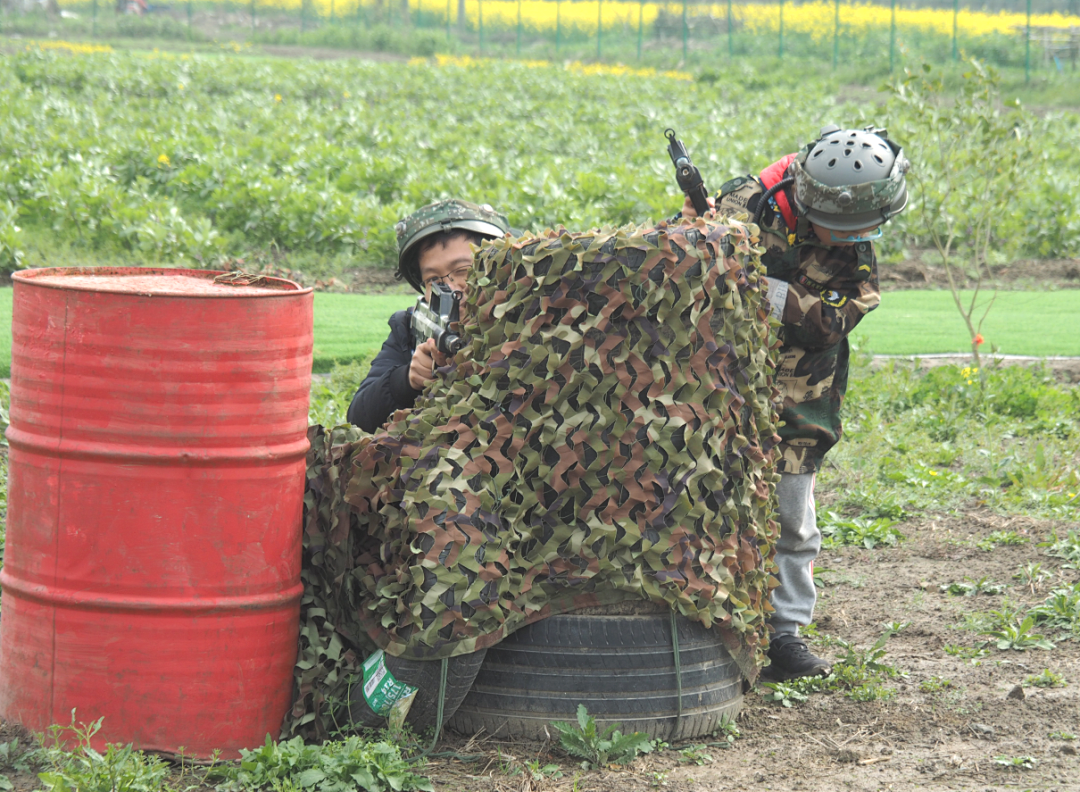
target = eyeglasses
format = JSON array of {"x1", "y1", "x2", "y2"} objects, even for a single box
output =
[
  {"x1": 829, "y1": 228, "x2": 883, "y2": 243},
  {"x1": 423, "y1": 265, "x2": 472, "y2": 289}
]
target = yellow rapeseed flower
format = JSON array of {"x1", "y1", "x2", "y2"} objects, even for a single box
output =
[
  {"x1": 255, "y1": 0, "x2": 1080, "y2": 38},
  {"x1": 158, "y1": 154, "x2": 171, "y2": 167},
  {"x1": 420, "y1": 53, "x2": 689, "y2": 81},
  {"x1": 241, "y1": 0, "x2": 1080, "y2": 39},
  {"x1": 28, "y1": 39, "x2": 113, "y2": 55},
  {"x1": 275, "y1": 93, "x2": 283, "y2": 102}
]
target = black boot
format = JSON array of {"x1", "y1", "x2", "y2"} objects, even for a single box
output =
[{"x1": 762, "y1": 634, "x2": 832, "y2": 681}]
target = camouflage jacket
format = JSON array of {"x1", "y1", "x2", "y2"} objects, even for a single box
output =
[{"x1": 716, "y1": 159, "x2": 881, "y2": 474}]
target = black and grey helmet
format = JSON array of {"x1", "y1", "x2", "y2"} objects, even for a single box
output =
[
  {"x1": 395, "y1": 199, "x2": 510, "y2": 292},
  {"x1": 792, "y1": 125, "x2": 910, "y2": 232}
]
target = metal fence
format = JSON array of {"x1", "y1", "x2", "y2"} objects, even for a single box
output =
[{"x1": 5, "y1": 0, "x2": 1078, "y2": 77}]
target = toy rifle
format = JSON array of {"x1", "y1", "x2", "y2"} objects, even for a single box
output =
[
  {"x1": 665, "y1": 128, "x2": 711, "y2": 217},
  {"x1": 411, "y1": 282, "x2": 466, "y2": 355}
]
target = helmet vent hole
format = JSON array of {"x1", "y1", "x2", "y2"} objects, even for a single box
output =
[
  {"x1": 873, "y1": 154, "x2": 884, "y2": 164},
  {"x1": 812, "y1": 150, "x2": 823, "y2": 158},
  {"x1": 843, "y1": 149, "x2": 852, "y2": 157},
  {"x1": 854, "y1": 161, "x2": 862, "y2": 170},
  {"x1": 827, "y1": 158, "x2": 838, "y2": 167}
]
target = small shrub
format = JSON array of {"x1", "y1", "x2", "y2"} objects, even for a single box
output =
[
  {"x1": 1014, "y1": 562, "x2": 1053, "y2": 594},
  {"x1": 1040, "y1": 530, "x2": 1080, "y2": 569},
  {"x1": 919, "y1": 676, "x2": 953, "y2": 693},
  {"x1": 993, "y1": 755, "x2": 1036, "y2": 770},
  {"x1": 677, "y1": 745, "x2": 715, "y2": 765},
  {"x1": 36, "y1": 716, "x2": 172, "y2": 792},
  {"x1": 981, "y1": 613, "x2": 1055, "y2": 652},
  {"x1": 212, "y1": 734, "x2": 432, "y2": 792},
  {"x1": 940, "y1": 577, "x2": 1007, "y2": 596},
  {"x1": 975, "y1": 530, "x2": 1029, "y2": 551},
  {"x1": 819, "y1": 511, "x2": 905, "y2": 550},
  {"x1": 1027, "y1": 584, "x2": 1080, "y2": 639},
  {"x1": 759, "y1": 681, "x2": 809, "y2": 708},
  {"x1": 943, "y1": 644, "x2": 990, "y2": 660},
  {"x1": 1024, "y1": 669, "x2": 1066, "y2": 688},
  {"x1": 551, "y1": 705, "x2": 654, "y2": 769}
]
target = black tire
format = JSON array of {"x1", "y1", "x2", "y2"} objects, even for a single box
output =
[
  {"x1": 347, "y1": 648, "x2": 487, "y2": 732},
  {"x1": 447, "y1": 608, "x2": 743, "y2": 742}
]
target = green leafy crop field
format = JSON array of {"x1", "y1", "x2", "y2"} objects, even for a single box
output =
[{"x1": 2, "y1": 44, "x2": 1079, "y2": 277}]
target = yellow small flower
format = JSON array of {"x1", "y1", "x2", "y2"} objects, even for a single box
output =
[
  {"x1": 178, "y1": 83, "x2": 185, "y2": 90},
  {"x1": 929, "y1": 470, "x2": 939, "y2": 476},
  {"x1": 274, "y1": 93, "x2": 283, "y2": 103},
  {"x1": 343, "y1": 91, "x2": 351, "y2": 99},
  {"x1": 157, "y1": 153, "x2": 170, "y2": 167}
]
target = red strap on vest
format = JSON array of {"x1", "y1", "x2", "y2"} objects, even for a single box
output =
[{"x1": 759, "y1": 153, "x2": 798, "y2": 232}]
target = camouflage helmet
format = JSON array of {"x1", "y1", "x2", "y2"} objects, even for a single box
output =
[
  {"x1": 791, "y1": 125, "x2": 910, "y2": 232},
  {"x1": 395, "y1": 199, "x2": 510, "y2": 292}
]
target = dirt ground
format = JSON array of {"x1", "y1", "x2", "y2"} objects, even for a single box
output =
[{"x1": 419, "y1": 508, "x2": 1080, "y2": 792}]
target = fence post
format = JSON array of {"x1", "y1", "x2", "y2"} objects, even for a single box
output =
[
  {"x1": 727, "y1": 0, "x2": 733, "y2": 58},
  {"x1": 952, "y1": 0, "x2": 958, "y2": 60},
  {"x1": 598, "y1": 0, "x2": 602, "y2": 59},
  {"x1": 517, "y1": 0, "x2": 522, "y2": 54},
  {"x1": 889, "y1": 0, "x2": 896, "y2": 72},
  {"x1": 778, "y1": 0, "x2": 784, "y2": 59},
  {"x1": 556, "y1": 0, "x2": 561, "y2": 54},
  {"x1": 832, "y1": 0, "x2": 840, "y2": 68},
  {"x1": 682, "y1": 0, "x2": 688, "y2": 62},
  {"x1": 1025, "y1": 0, "x2": 1032, "y2": 82},
  {"x1": 638, "y1": 0, "x2": 644, "y2": 59}
]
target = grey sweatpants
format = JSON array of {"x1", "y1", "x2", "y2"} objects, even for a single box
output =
[{"x1": 769, "y1": 472, "x2": 819, "y2": 637}]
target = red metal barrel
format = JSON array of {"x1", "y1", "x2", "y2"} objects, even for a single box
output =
[{"x1": 0, "y1": 268, "x2": 312, "y2": 758}]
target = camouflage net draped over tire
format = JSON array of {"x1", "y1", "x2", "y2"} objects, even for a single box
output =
[{"x1": 286, "y1": 218, "x2": 780, "y2": 740}]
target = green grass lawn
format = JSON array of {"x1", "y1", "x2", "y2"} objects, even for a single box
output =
[
  {"x1": 0, "y1": 289, "x2": 1075, "y2": 377},
  {"x1": 852, "y1": 290, "x2": 1080, "y2": 357}
]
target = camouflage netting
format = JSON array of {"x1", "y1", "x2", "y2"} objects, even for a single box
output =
[{"x1": 285, "y1": 218, "x2": 781, "y2": 740}]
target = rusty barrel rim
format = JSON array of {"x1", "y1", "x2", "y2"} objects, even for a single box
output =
[{"x1": 12, "y1": 266, "x2": 313, "y2": 297}]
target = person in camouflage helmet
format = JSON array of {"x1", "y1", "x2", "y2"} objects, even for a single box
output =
[
  {"x1": 682, "y1": 124, "x2": 910, "y2": 681},
  {"x1": 346, "y1": 199, "x2": 510, "y2": 431}
]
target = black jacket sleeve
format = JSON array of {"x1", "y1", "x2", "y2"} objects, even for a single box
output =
[{"x1": 346, "y1": 309, "x2": 423, "y2": 432}]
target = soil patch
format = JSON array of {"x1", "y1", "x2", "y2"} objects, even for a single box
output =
[{"x1": 879, "y1": 256, "x2": 1080, "y2": 291}]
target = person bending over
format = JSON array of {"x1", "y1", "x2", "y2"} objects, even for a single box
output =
[{"x1": 684, "y1": 125, "x2": 910, "y2": 680}]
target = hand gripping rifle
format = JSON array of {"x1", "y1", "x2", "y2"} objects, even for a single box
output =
[
  {"x1": 665, "y1": 128, "x2": 711, "y2": 217},
  {"x1": 411, "y1": 282, "x2": 467, "y2": 355}
]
